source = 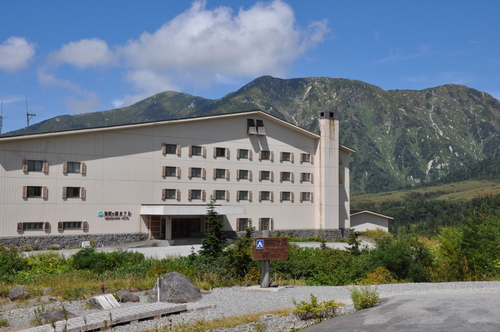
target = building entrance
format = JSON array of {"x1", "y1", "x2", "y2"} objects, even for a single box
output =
[{"x1": 172, "y1": 218, "x2": 201, "y2": 238}]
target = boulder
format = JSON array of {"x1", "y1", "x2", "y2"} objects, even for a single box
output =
[
  {"x1": 116, "y1": 290, "x2": 140, "y2": 303},
  {"x1": 9, "y1": 285, "x2": 29, "y2": 300},
  {"x1": 41, "y1": 309, "x2": 77, "y2": 325},
  {"x1": 147, "y1": 272, "x2": 202, "y2": 303}
]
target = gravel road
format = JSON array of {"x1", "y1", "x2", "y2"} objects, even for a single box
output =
[{"x1": 4, "y1": 281, "x2": 500, "y2": 332}]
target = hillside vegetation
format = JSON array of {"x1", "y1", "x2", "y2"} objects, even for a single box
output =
[{"x1": 4, "y1": 76, "x2": 499, "y2": 194}]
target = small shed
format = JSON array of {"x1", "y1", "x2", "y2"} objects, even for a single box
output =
[{"x1": 350, "y1": 209, "x2": 392, "y2": 232}]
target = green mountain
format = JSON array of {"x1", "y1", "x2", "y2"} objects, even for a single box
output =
[{"x1": 5, "y1": 76, "x2": 500, "y2": 195}]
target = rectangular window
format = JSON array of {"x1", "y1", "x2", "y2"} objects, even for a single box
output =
[
  {"x1": 237, "y1": 149, "x2": 249, "y2": 159},
  {"x1": 215, "y1": 168, "x2": 227, "y2": 179},
  {"x1": 22, "y1": 222, "x2": 44, "y2": 231},
  {"x1": 164, "y1": 166, "x2": 177, "y2": 177},
  {"x1": 65, "y1": 187, "x2": 81, "y2": 198},
  {"x1": 301, "y1": 172, "x2": 311, "y2": 182},
  {"x1": 190, "y1": 167, "x2": 202, "y2": 178},
  {"x1": 164, "y1": 144, "x2": 178, "y2": 155},
  {"x1": 237, "y1": 190, "x2": 249, "y2": 201},
  {"x1": 260, "y1": 170, "x2": 271, "y2": 181},
  {"x1": 281, "y1": 152, "x2": 291, "y2": 162},
  {"x1": 280, "y1": 171, "x2": 291, "y2": 181},
  {"x1": 27, "y1": 186, "x2": 42, "y2": 197},
  {"x1": 215, "y1": 190, "x2": 226, "y2": 200},
  {"x1": 238, "y1": 169, "x2": 249, "y2": 180},
  {"x1": 256, "y1": 119, "x2": 266, "y2": 135},
  {"x1": 260, "y1": 150, "x2": 271, "y2": 160},
  {"x1": 61, "y1": 221, "x2": 82, "y2": 230},
  {"x1": 301, "y1": 153, "x2": 311, "y2": 163},
  {"x1": 247, "y1": 119, "x2": 257, "y2": 135},
  {"x1": 281, "y1": 191, "x2": 291, "y2": 201},
  {"x1": 28, "y1": 160, "x2": 43, "y2": 171},
  {"x1": 163, "y1": 189, "x2": 177, "y2": 200},
  {"x1": 260, "y1": 191, "x2": 271, "y2": 201},
  {"x1": 191, "y1": 145, "x2": 202, "y2": 156},
  {"x1": 301, "y1": 192, "x2": 311, "y2": 201},
  {"x1": 259, "y1": 218, "x2": 272, "y2": 231},
  {"x1": 215, "y1": 147, "x2": 227, "y2": 157},
  {"x1": 238, "y1": 218, "x2": 250, "y2": 231},
  {"x1": 189, "y1": 189, "x2": 202, "y2": 200},
  {"x1": 66, "y1": 162, "x2": 81, "y2": 173}
]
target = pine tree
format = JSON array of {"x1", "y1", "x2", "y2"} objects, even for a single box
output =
[{"x1": 199, "y1": 197, "x2": 228, "y2": 258}]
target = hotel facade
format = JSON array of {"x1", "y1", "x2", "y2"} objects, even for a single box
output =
[{"x1": 0, "y1": 110, "x2": 361, "y2": 248}]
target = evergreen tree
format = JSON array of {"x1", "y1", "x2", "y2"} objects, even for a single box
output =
[{"x1": 199, "y1": 197, "x2": 228, "y2": 259}]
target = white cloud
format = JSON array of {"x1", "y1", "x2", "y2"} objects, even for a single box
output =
[
  {"x1": 0, "y1": 37, "x2": 36, "y2": 72},
  {"x1": 119, "y1": 0, "x2": 330, "y2": 95},
  {"x1": 51, "y1": 38, "x2": 115, "y2": 69}
]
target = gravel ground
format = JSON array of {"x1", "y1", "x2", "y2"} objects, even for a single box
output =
[{"x1": 3, "y1": 281, "x2": 500, "y2": 332}]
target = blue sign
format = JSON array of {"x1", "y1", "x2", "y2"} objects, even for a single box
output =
[{"x1": 256, "y1": 239, "x2": 264, "y2": 249}]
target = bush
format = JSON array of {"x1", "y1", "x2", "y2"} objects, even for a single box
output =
[
  {"x1": 71, "y1": 248, "x2": 146, "y2": 274},
  {"x1": 293, "y1": 294, "x2": 338, "y2": 320},
  {"x1": 0, "y1": 244, "x2": 28, "y2": 282},
  {"x1": 349, "y1": 286, "x2": 379, "y2": 310}
]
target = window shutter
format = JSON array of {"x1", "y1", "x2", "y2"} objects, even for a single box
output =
[
  {"x1": 291, "y1": 153, "x2": 294, "y2": 163},
  {"x1": 280, "y1": 191, "x2": 283, "y2": 201},
  {"x1": 42, "y1": 186, "x2": 48, "y2": 199},
  {"x1": 213, "y1": 190, "x2": 216, "y2": 198},
  {"x1": 271, "y1": 171, "x2": 274, "y2": 182},
  {"x1": 17, "y1": 222, "x2": 23, "y2": 232},
  {"x1": 311, "y1": 154, "x2": 314, "y2": 165},
  {"x1": 22, "y1": 186, "x2": 27, "y2": 198},
  {"x1": 226, "y1": 169, "x2": 230, "y2": 179},
  {"x1": 259, "y1": 191, "x2": 262, "y2": 201},
  {"x1": 202, "y1": 168, "x2": 206, "y2": 179},
  {"x1": 237, "y1": 169, "x2": 241, "y2": 180},
  {"x1": 176, "y1": 189, "x2": 181, "y2": 200},
  {"x1": 271, "y1": 218, "x2": 274, "y2": 230},
  {"x1": 226, "y1": 148, "x2": 229, "y2": 159},
  {"x1": 280, "y1": 172, "x2": 283, "y2": 181},
  {"x1": 236, "y1": 149, "x2": 240, "y2": 160},
  {"x1": 311, "y1": 173, "x2": 314, "y2": 183},
  {"x1": 270, "y1": 151, "x2": 274, "y2": 162},
  {"x1": 202, "y1": 146, "x2": 206, "y2": 157},
  {"x1": 63, "y1": 161, "x2": 68, "y2": 173},
  {"x1": 226, "y1": 190, "x2": 230, "y2": 201},
  {"x1": 162, "y1": 166, "x2": 167, "y2": 177},
  {"x1": 259, "y1": 170, "x2": 262, "y2": 180},
  {"x1": 213, "y1": 168, "x2": 216, "y2": 179},
  {"x1": 248, "y1": 218, "x2": 252, "y2": 228},
  {"x1": 188, "y1": 190, "x2": 192, "y2": 200},
  {"x1": 258, "y1": 151, "x2": 262, "y2": 161},
  {"x1": 162, "y1": 144, "x2": 167, "y2": 155},
  {"x1": 189, "y1": 145, "x2": 193, "y2": 156},
  {"x1": 213, "y1": 147, "x2": 217, "y2": 158},
  {"x1": 300, "y1": 154, "x2": 304, "y2": 164},
  {"x1": 236, "y1": 191, "x2": 240, "y2": 201},
  {"x1": 280, "y1": 152, "x2": 283, "y2": 162},
  {"x1": 22, "y1": 159, "x2": 28, "y2": 172},
  {"x1": 311, "y1": 192, "x2": 314, "y2": 203},
  {"x1": 176, "y1": 167, "x2": 181, "y2": 177},
  {"x1": 80, "y1": 187, "x2": 86, "y2": 199},
  {"x1": 249, "y1": 170, "x2": 253, "y2": 181},
  {"x1": 43, "y1": 221, "x2": 50, "y2": 231},
  {"x1": 62, "y1": 187, "x2": 67, "y2": 199},
  {"x1": 249, "y1": 150, "x2": 253, "y2": 160},
  {"x1": 81, "y1": 162, "x2": 87, "y2": 174},
  {"x1": 300, "y1": 192, "x2": 303, "y2": 202},
  {"x1": 176, "y1": 144, "x2": 181, "y2": 156},
  {"x1": 82, "y1": 221, "x2": 89, "y2": 231},
  {"x1": 291, "y1": 192, "x2": 294, "y2": 202},
  {"x1": 300, "y1": 173, "x2": 303, "y2": 183},
  {"x1": 271, "y1": 191, "x2": 274, "y2": 202},
  {"x1": 162, "y1": 189, "x2": 166, "y2": 200},
  {"x1": 58, "y1": 221, "x2": 63, "y2": 231},
  {"x1": 202, "y1": 190, "x2": 206, "y2": 201},
  {"x1": 291, "y1": 172, "x2": 294, "y2": 183},
  {"x1": 188, "y1": 167, "x2": 192, "y2": 178},
  {"x1": 42, "y1": 161, "x2": 49, "y2": 173}
]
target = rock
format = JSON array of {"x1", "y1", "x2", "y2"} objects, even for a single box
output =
[
  {"x1": 89, "y1": 294, "x2": 121, "y2": 310},
  {"x1": 116, "y1": 290, "x2": 140, "y2": 303},
  {"x1": 9, "y1": 285, "x2": 29, "y2": 300},
  {"x1": 147, "y1": 272, "x2": 202, "y2": 303},
  {"x1": 43, "y1": 287, "x2": 53, "y2": 294},
  {"x1": 270, "y1": 282, "x2": 279, "y2": 287},
  {"x1": 41, "y1": 309, "x2": 76, "y2": 325}
]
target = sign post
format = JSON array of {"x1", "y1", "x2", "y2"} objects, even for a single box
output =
[{"x1": 253, "y1": 232, "x2": 289, "y2": 288}]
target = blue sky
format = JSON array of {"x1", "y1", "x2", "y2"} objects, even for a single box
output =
[{"x1": 1, "y1": 0, "x2": 499, "y2": 133}]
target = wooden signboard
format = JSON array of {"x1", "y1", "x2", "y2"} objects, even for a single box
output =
[{"x1": 253, "y1": 237, "x2": 289, "y2": 260}]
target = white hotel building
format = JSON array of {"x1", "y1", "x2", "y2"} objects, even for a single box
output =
[{"x1": 0, "y1": 110, "x2": 383, "y2": 248}]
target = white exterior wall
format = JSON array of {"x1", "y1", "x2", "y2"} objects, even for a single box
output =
[{"x1": 1, "y1": 111, "x2": 342, "y2": 238}]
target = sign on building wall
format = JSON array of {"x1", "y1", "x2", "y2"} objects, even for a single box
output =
[
  {"x1": 253, "y1": 237, "x2": 289, "y2": 260},
  {"x1": 97, "y1": 211, "x2": 132, "y2": 220}
]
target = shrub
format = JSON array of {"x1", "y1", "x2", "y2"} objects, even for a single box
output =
[
  {"x1": 349, "y1": 286, "x2": 379, "y2": 310},
  {"x1": 358, "y1": 266, "x2": 397, "y2": 285},
  {"x1": 0, "y1": 244, "x2": 28, "y2": 282},
  {"x1": 293, "y1": 294, "x2": 338, "y2": 320}
]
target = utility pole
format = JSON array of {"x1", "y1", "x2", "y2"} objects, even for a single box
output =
[{"x1": 26, "y1": 96, "x2": 36, "y2": 134}]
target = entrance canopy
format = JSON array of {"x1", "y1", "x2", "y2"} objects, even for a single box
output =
[{"x1": 141, "y1": 205, "x2": 245, "y2": 216}]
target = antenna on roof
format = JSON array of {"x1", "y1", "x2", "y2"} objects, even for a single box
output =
[
  {"x1": 26, "y1": 96, "x2": 36, "y2": 134},
  {"x1": 0, "y1": 99, "x2": 3, "y2": 135}
]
